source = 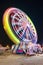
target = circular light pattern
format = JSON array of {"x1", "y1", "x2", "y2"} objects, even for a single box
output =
[{"x1": 3, "y1": 7, "x2": 38, "y2": 44}]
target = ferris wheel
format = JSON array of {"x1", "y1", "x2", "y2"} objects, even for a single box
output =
[{"x1": 3, "y1": 7, "x2": 38, "y2": 44}]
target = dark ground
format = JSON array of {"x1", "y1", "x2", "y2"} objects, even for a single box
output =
[{"x1": 0, "y1": 52, "x2": 43, "y2": 65}]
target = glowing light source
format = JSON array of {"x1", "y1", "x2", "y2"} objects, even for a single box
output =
[{"x1": 3, "y1": 7, "x2": 37, "y2": 44}]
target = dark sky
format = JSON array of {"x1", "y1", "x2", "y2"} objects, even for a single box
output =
[{"x1": 0, "y1": 0, "x2": 43, "y2": 46}]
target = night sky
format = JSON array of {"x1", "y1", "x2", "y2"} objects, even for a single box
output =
[{"x1": 0, "y1": 0, "x2": 43, "y2": 46}]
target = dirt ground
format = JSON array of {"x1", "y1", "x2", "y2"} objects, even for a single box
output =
[{"x1": 0, "y1": 50, "x2": 43, "y2": 65}]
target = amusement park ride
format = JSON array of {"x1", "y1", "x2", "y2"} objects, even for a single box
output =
[
  {"x1": 3, "y1": 7, "x2": 37, "y2": 44},
  {"x1": 3, "y1": 7, "x2": 41, "y2": 55}
]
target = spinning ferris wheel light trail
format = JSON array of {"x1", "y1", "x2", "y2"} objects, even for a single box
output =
[{"x1": 3, "y1": 7, "x2": 38, "y2": 45}]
